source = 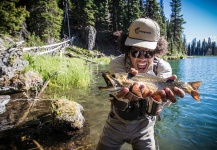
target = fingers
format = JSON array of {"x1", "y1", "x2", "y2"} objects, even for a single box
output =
[
  {"x1": 157, "y1": 90, "x2": 167, "y2": 102},
  {"x1": 164, "y1": 88, "x2": 176, "y2": 103},
  {"x1": 116, "y1": 85, "x2": 140, "y2": 101},
  {"x1": 167, "y1": 75, "x2": 177, "y2": 81},
  {"x1": 129, "y1": 68, "x2": 138, "y2": 76},
  {"x1": 116, "y1": 87, "x2": 129, "y2": 98},
  {"x1": 116, "y1": 82, "x2": 147, "y2": 101},
  {"x1": 173, "y1": 87, "x2": 185, "y2": 98}
]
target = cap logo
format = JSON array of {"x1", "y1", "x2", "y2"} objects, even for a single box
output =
[{"x1": 135, "y1": 27, "x2": 151, "y2": 34}]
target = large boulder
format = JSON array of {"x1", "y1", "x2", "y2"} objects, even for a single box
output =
[{"x1": 52, "y1": 98, "x2": 85, "y2": 132}]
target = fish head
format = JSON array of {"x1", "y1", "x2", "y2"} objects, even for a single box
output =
[{"x1": 98, "y1": 73, "x2": 133, "y2": 92}]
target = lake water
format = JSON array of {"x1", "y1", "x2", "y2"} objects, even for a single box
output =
[{"x1": 49, "y1": 56, "x2": 217, "y2": 150}]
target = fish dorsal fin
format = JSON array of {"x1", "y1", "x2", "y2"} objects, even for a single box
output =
[{"x1": 188, "y1": 81, "x2": 202, "y2": 90}]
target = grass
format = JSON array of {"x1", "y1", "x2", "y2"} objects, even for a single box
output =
[
  {"x1": 22, "y1": 45, "x2": 113, "y2": 89},
  {"x1": 23, "y1": 53, "x2": 92, "y2": 89}
]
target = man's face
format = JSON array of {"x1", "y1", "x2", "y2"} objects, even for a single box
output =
[{"x1": 129, "y1": 46, "x2": 155, "y2": 73}]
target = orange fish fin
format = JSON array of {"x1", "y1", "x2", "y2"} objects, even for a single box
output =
[
  {"x1": 151, "y1": 91, "x2": 162, "y2": 102},
  {"x1": 142, "y1": 89, "x2": 152, "y2": 98},
  {"x1": 191, "y1": 90, "x2": 200, "y2": 101},
  {"x1": 188, "y1": 81, "x2": 202, "y2": 90},
  {"x1": 130, "y1": 83, "x2": 142, "y2": 97}
]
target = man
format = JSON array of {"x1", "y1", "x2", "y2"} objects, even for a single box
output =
[{"x1": 96, "y1": 18, "x2": 184, "y2": 150}]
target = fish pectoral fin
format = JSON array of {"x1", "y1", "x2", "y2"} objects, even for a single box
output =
[
  {"x1": 151, "y1": 91, "x2": 162, "y2": 102},
  {"x1": 130, "y1": 83, "x2": 142, "y2": 97},
  {"x1": 188, "y1": 81, "x2": 202, "y2": 90},
  {"x1": 191, "y1": 90, "x2": 200, "y2": 101},
  {"x1": 141, "y1": 88, "x2": 153, "y2": 98}
]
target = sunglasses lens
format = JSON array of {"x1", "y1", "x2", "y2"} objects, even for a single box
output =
[
  {"x1": 145, "y1": 52, "x2": 154, "y2": 58},
  {"x1": 131, "y1": 50, "x2": 154, "y2": 58},
  {"x1": 131, "y1": 50, "x2": 140, "y2": 58}
]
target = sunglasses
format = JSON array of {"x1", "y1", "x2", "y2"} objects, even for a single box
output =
[{"x1": 130, "y1": 49, "x2": 155, "y2": 58}]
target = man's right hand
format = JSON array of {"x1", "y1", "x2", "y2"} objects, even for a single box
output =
[{"x1": 115, "y1": 83, "x2": 152, "y2": 101}]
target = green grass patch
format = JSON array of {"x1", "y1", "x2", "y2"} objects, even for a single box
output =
[{"x1": 23, "y1": 53, "x2": 91, "y2": 89}]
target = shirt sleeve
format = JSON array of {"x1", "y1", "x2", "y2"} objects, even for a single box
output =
[
  {"x1": 109, "y1": 55, "x2": 127, "y2": 73},
  {"x1": 156, "y1": 59, "x2": 172, "y2": 78}
]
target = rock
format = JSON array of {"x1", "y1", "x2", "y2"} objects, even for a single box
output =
[
  {"x1": 0, "y1": 40, "x2": 43, "y2": 95},
  {"x1": 52, "y1": 98, "x2": 85, "y2": 132},
  {"x1": 0, "y1": 95, "x2": 10, "y2": 114}
]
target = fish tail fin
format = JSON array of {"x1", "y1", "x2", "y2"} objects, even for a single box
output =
[
  {"x1": 188, "y1": 81, "x2": 202, "y2": 90},
  {"x1": 187, "y1": 81, "x2": 202, "y2": 101},
  {"x1": 191, "y1": 90, "x2": 200, "y2": 101}
]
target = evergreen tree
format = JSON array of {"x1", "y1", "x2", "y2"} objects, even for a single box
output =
[
  {"x1": 82, "y1": 0, "x2": 97, "y2": 27},
  {"x1": 125, "y1": 0, "x2": 141, "y2": 31},
  {"x1": 169, "y1": 0, "x2": 185, "y2": 43},
  {"x1": 143, "y1": 0, "x2": 165, "y2": 36},
  {"x1": 110, "y1": 0, "x2": 127, "y2": 32},
  {"x1": 182, "y1": 35, "x2": 187, "y2": 54},
  {"x1": 94, "y1": 0, "x2": 111, "y2": 31},
  {"x1": 191, "y1": 38, "x2": 196, "y2": 55},
  {"x1": 0, "y1": 0, "x2": 29, "y2": 35},
  {"x1": 202, "y1": 39, "x2": 207, "y2": 56},
  {"x1": 207, "y1": 37, "x2": 212, "y2": 54},
  {"x1": 109, "y1": 0, "x2": 119, "y2": 32},
  {"x1": 27, "y1": 0, "x2": 63, "y2": 43},
  {"x1": 187, "y1": 43, "x2": 191, "y2": 56},
  {"x1": 70, "y1": 0, "x2": 96, "y2": 29},
  {"x1": 159, "y1": 0, "x2": 167, "y2": 37},
  {"x1": 211, "y1": 42, "x2": 216, "y2": 55},
  {"x1": 196, "y1": 40, "x2": 201, "y2": 55}
]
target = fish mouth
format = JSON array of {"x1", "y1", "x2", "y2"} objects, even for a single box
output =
[{"x1": 98, "y1": 73, "x2": 122, "y2": 91}]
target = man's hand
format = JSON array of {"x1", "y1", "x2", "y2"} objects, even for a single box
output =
[
  {"x1": 116, "y1": 69, "x2": 185, "y2": 103},
  {"x1": 159, "y1": 75, "x2": 185, "y2": 103},
  {"x1": 115, "y1": 83, "x2": 151, "y2": 101}
]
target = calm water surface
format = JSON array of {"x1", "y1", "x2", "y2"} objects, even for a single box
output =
[{"x1": 51, "y1": 57, "x2": 217, "y2": 150}]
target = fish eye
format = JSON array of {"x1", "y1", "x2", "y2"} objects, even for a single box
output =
[{"x1": 112, "y1": 74, "x2": 116, "y2": 78}]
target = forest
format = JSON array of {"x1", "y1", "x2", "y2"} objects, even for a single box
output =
[{"x1": 0, "y1": 0, "x2": 216, "y2": 56}]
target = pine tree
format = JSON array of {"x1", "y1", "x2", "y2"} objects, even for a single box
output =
[
  {"x1": 202, "y1": 39, "x2": 207, "y2": 56},
  {"x1": 169, "y1": 0, "x2": 185, "y2": 43},
  {"x1": 211, "y1": 42, "x2": 216, "y2": 55},
  {"x1": 0, "y1": 0, "x2": 29, "y2": 35},
  {"x1": 126, "y1": 0, "x2": 141, "y2": 24},
  {"x1": 191, "y1": 38, "x2": 196, "y2": 55},
  {"x1": 143, "y1": 0, "x2": 165, "y2": 36},
  {"x1": 82, "y1": 0, "x2": 97, "y2": 27},
  {"x1": 109, "y1": 0, "x2": 127, "y2": 32},
  {"x1": 27, "y1": 0, "x2": 63, "y2": 43},
  {"x1": 196, "y1": 40, "x2": 201, "y2": 55},
  {"x1": 159, "y1": 0, "x2": 167, "y2": 37},
  {"x1": 95, "y1": 0, "x2": 111, "y2": 31},
  {"x1": 182, "y1": 35, "x2": 187, "y2": 54},
  {"x1": 187, "y1": 43, "x2": 191, "y2": 56}
]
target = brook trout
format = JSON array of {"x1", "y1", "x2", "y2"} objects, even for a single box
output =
[{"x1": 98, "y1": 73, "x2": 202, "y2": 101}]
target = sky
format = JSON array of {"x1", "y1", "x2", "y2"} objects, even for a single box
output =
[{"x1": 163, "y1": 0, "x2": 217, "y2": 43}]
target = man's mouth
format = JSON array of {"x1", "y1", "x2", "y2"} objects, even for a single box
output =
[{"x1": 137, "y1": 63, "x2": 148, "y2": 72}]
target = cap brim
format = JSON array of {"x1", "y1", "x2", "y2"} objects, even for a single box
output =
[{"x1": 125, "y1": 37, "x2": 157, "y2": 50}]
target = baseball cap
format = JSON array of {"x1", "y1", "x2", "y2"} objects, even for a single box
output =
[{"x1": 125, "y1": 18, "x2": 160, "y2": 50}]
